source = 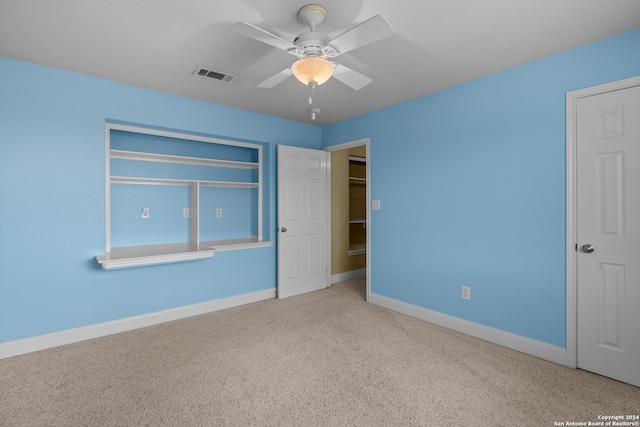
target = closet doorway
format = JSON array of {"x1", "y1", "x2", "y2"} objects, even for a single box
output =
[{"x1": 325, "y1": 138, "x2": 371, "y2": 301}]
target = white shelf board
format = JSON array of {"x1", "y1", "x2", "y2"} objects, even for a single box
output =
[
  {"x1": 348, "y1": 242, "x2": 366, "y2": 256},
  {"x1": 207, "y1": 237, "x2": 274, "y2": 252},
  {"x1": 348, "y1": 156, "x2": 367, "y2": 163},
  {"x1": 200, "y1": 181, "x2": 258, "y2": 189},
  {"x1": 348, "y1": 249, "x2": 367, "y2": 256},
  {"x1": 111, "y1": 150, "x2": 258, "y2": 169},
  {"x1": 349, "y1": 219, "x2": 366, "y2": 224},
  {"x1": 110, "y1": 176, "x2": 258, "y2": 188},
  {"x1": 97, "y1": 238, "x2": 273, "y2": 270},
  {"x1": 96, "y1": 242, "x2": 213, "y2": 270}
]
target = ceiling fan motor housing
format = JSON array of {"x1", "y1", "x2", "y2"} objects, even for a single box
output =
[{"x1": 293, "y1": 32, "x2": 333, "y2": 57}]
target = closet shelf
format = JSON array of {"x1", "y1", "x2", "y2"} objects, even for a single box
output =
[
  {"x1": 349, "y1": 219, "x2": 366, "y2": 224},
  {"x1": 348, "y1": 242, "x2": 367, "y2": 256}
]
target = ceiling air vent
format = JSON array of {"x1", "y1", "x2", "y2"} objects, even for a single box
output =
[{"x1": 193, "y1": 66, "x2": 237, "y2": 83}]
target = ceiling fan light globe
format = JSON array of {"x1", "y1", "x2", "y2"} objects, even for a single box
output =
[{"x1": 291, "y1": 57, "x2": 334, "y2": 86}]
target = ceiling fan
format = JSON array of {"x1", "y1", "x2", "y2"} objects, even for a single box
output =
[{"x1": 230, "y1": 4, "x2": 395, "y2": 92}]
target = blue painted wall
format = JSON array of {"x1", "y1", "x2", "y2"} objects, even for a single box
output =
[
  {"x1": 2, "y1": 27, "x2": 639, "y2": 347},
  {"x1": 322, "y1": 28, "x2": 640, "y2": 348},
  {"x1": 0, "y1": 57, "x2": 321, "y2": 342}
]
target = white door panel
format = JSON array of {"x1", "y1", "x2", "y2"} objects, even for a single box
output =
[
  {"x1": 576, "y1": 85, "x2": 640, "y2": 387},
  {"x1": 278, "y1": 145, "x2": 328, "y2": 298}
]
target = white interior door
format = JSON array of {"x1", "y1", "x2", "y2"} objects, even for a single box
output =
[
  {"x1": 576, "y1": 84, "x2": 640, "y2": 387},
  {"x1": 277, "y1": 145, "x2": 328, "y2": 298}
]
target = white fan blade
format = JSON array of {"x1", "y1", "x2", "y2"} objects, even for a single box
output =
[
  {"x1": 328, "y1": 15, "x2": 395, "y2": 56},
  {"x1": 332, "y1": 63, "x2": 372, "y2": 90},
  {"x1": 257, "y1": 68, "x2": 293, "y2": 88},
  {"x1": 230, "y1": 22, "x2": 299, "y2": 55}
]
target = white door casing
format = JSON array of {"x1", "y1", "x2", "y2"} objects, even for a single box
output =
[
  {"x1": 277, "y1": 145, "x2": 328, "y2": 298},
  {"x1": 567, "y1": 78, "x2": 640, "y2": 387},
  {"x1": 323, "y1": 138, "x2": 371, "y2": 301}
]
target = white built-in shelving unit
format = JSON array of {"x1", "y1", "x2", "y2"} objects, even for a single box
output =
[
  {"x1": 96, "y1": 123, "x2": 272, "y2": 269},
  {"x1": 348, "y1": 155, "x2": 367, "y2": 256}
]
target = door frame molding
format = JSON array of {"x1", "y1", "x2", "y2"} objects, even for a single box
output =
[
  {"x1": 565, "y1": 75, "x2": 640, "y2": 369},
  {"x1": 324, "y1": 138, "x2": 371, "y2": 301}
]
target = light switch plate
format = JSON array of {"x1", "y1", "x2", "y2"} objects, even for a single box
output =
[
  {"x1": 372, "y1": 200, "x2": 381, "y2": 210},
  {"x1": 141, "y1": 207, "x2": 150, "y2": 219}
]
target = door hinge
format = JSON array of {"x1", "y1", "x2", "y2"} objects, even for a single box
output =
[{"x1": 575, "y1": 243, "x2": 578, "y2": 252}]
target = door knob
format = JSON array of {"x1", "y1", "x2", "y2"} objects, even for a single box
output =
[
  {"x1": 280, "y1": 227, "x2": 287, "y2": 232},
  {"x1": 582, "y1": 244, "x2": 595, "y2": 253}
]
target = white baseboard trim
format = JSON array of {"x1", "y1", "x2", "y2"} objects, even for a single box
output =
[
  {"x1": 0, "y1": 288, "x2": 276, "y2": 360},
  {"x1": 369, "y1": 292, "x2": 567, "y2": 366},
  {"x1": 331, "y1": 268, "x2": 366, "y2": 284}
]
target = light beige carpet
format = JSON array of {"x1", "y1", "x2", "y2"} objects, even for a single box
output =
[{"x1": 1, "y1": 278, "x2": 638, "y2": 426}]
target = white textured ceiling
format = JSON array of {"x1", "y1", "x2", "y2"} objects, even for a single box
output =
[{"x1": 1, "y1": 0, "x2": 639, "y2": 126}]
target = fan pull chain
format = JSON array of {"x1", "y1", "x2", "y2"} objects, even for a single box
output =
[
  {"x1": 309, "y1": 81, "x2": 319, "y2": 120},
  {"x1": 309, "y1": 81, "x2": 317, "y2": 105}
]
